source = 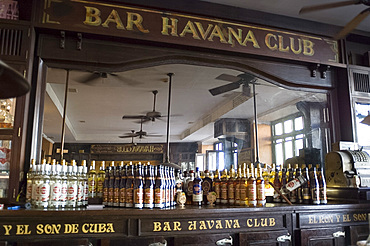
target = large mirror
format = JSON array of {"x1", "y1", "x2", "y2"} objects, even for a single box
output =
[{"x1": 42, "y1": 63, "x2": 330, "y2": 171}]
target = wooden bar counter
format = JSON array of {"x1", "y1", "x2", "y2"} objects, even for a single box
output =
[{"x1": 0, "y1": 203, "x2": 369, "y2": 246}]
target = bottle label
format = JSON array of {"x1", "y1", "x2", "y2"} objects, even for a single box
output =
[
  {"x1": 154, "y1": 188, "x2": 164, "y2": 204},
  {"x1": 257, "y1": 183, "x2": 265, "y2": 201},
  {"x1": 31, "y1": 182, "x2": 39, "y2": 201},
  {"x1": 221, "y1": 183, "x2": 228, "y2": 200},
  {"x1": 228, "y1": 184, "x2": 235, "y2": 199},
  {"x1": 108, "y1": 188, "x2": 114, "y2": 202},
  {"x1": 235, "y1": 183, "x2": 240, "y2": 200},
  {"x1": 134, "y1": 187, "x2": 144, "y2": 205},
  {"x1": 248, "y1": 184, "x2": 257, "y2": 200},
  {"x1": 88, "y1": 179, "x2": 96, "y2": 193},
  {"x1": 39, "y1": 183, "x2": 50, "y2": 202},
  {"x1": 26, "y1": 180, "x2": 32, "y2": 201},
  {"x1": 77, "y1": 184, "x2": 84, "y2": 202},
  {"x1": 50, "y1": 183, "x2": 62, "y2": 201},
  {"x1": 193, "y1": 183, "x2": 202, "y2": 195},
  {"x1": 320, "y1": 187, "x2": 327, "y2": 202},
  {"x1": 97, "y1": 179, "x2": 104, "y2": 193},
  {"x1": 187, "y1": 181, "x2": 193, "y2": 196},
  {"x1": 120, "y1": 188, "x2": 126, "y2": 204},
  {"x1": 114, "y1": 188, "x2": 120, "y2": 203},
  {"x1": 192, "y1": 193, "x2": 202, "y2": 202},
  {"x1": 67, "y1": 184, "x2": 77, "y2": 201},
  {"x1": 102, "y1": 187, "x2": 108, "y2": 202},
  {"x1": 60, "y1": 183, "x2": 68, "y2": 201},
  {"x1": 302, "y1": 187, "x2": 311, "y2": 200},
  {"x1": 311, "y1": 187, "x2": 320, "y2": 204},
  {"x1": 126, "y1": 188, "x2": 133, "y2": 204},
  {"x1": 202, "y1": 180, "x2": 211, "y2": 195},
  {"x1": 240, "y1": 186, "x2": 247, "y2": 201},
  {"x1": 144, "y1": 187, "x2": 154, "y2": 204},
  {"x1": 214, "y1": 183, "x2": 220, "y2": 199}
]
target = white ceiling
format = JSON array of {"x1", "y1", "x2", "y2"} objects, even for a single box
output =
[
  {"x1": 201, "y1": 0, "x2": 370, "y2": 34},
  {"x1": 43, "y1": 64, "x2": 326, "y2": 145}
]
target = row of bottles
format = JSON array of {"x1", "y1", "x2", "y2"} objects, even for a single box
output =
[
  {"x1": 26, "y1": 159, "x2": 88, "y2": 209},
  {"x1": 272, "y1": 163, "x2": 327, "y2": 205},
  {"x1": 88, "y1": 161, "x2": 179, "y2": 209}
]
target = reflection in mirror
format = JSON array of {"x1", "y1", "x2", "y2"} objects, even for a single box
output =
[{"x1": 42, "y1": 64, "x2": 330, "y2": 172}]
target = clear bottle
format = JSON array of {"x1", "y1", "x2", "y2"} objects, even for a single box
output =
[
  {"x1": 154, "y1": 165, "x2": 165, "y2": 209},
  {"x1": 213, "y1": 169, "x2": 221, "y2": 205},
  {"x1": 273, "y1": 165, "x2": 281, "y2": 203},
  {"x1": 134, "y1": 162, "x2": 144, "y2": 209},
  {"x1": 39, "y1": 161, "x2": 51, "y2": 209},
  {"x1": 119, "y1": 163, "x2": 127, "y2": 207},
  {"x1": 192, "y1": 167, "x2": 203, "y2": 206},
  {"x1": 256, "y1": 164, "x2": 266, "y2": 207},
  {"x1": 49, "y1": 159, "x2": 61, "y2": 209},
  {"x1": 88, "y1": 160, "x2": 97, "y2": 199},
  {"x1": 125, "y1": 162, "x2": 134, "y2": 208},
  {"x1": 317, "y1": 164, "x2": 327, "y2": 204},
  {"x1": 97, "y1": 161, "x2": 106, "y2": 198},
  {"x1": 31, "y1": 161, "x2": 42, "y2": 208},
  {"x1": 202, "y1": 170, "x2": 212, "y2": 205},
  {"x1": 310, "y1": 166, "x2": 320, "y2": 205},
  {"x1": 220, "y1": 169, "x2": 228, "y2": 205},
  {"x1": 83, "y1": 164, "x2": 89, "y2": 207},
  {"x1": 26, "y1": 159, "x2": 36, "y2": 204},
  {"x1": 76, "y1": 163, "x2": 85, "y2": 207},
  {"x1": 60, "y1": 160, "x2": 68, "y2": 209},
  {"x1": 247, "y1": 165, "x2": 257, "y2": 207},
  {"x1": 66, "y1": 160, "x2": 78, "y2": 208}
]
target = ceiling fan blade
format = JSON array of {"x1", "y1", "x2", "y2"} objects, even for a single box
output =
[
  {"x1": 113, "y1": 74, "x2": 140, "y2": 86},
  {"x1": 216, "y1": 74, "x2": 241, "y2": 83},
  {"x1": 299, "y1": 0, "x2": 360, "y2": 14},
  {"x1": 146, "y1": 134, "x2": 163, "y2": 137},
  {"x1": 334, "y1": 8, "x2": 370, "y2": 40},
  {"x1": 77, "y1": 72, "x2": 101, "y2": 84},
  {"x1": 122, "y1": 115, "x2": 147, "y2": 120},
  {"x1": 209, "y1": 82, "x2": 241, "y2": 96},
  {"x1": 119, "y1": 135, "x2": 137, "y2": 138}
]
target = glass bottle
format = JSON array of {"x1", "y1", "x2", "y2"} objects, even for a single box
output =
[
  {"x1": 213, "y1": 169, "x2": 221, "y2": 205},
  {"x1": 97, "y1": 161, "x2": 105, "y2": 198},
  {"x1": 281, "y1": 168, "x2": 287, "y2": 203},
  {"x1": 144, "y1": 163, "x2": 154, "y2": 209},
  {"x1": 256, "y1": 164, "x2": 266, "y2": 207},
  {"x1": 49, "y1": 159, "x2": 61, "y2": 209},
  {"x1": 60, "y1": 160, "x2": 68, "y2": 209},
  {"x1": 31, "y1": 161, "x2": 42, "y2": 208},
  {"x1": 102, "y1": 163, "x2": 110, "y2": 206},
  {"x1": 134, "y1": 162, "x2": 144, "y2": 209},
  {"x1": 247, "y1": 165, "x2": 257, "y2": 207},
  {"x1": 228, "y1": 168, "x2": 236, "y2": 205},
  {"x1": 264, "y1": 164, "x2": 274, "y2": 203},
  {"x1": 239, "y1": 163, "x2": 248, "y2": 206},
  {"x1": 113, "y1": 163, "x2": 122, "y2": 207},
  {"x1": 164, "y1": 166, "x2": 170, "y2": 208},
  {"x1": 288, "y1": 165, "x2": 297, "y2": 203},
  {"x1": 108, "y1": 161, "x2": 116, "y2": 206},
  {"x1": 185, "y1": 170, "x2": 194, "y2": 205},
  {"x1": 170, "y1": 167, "x2": 176, "y2": 207},
  {"x1": 220, "y1": 169, "x2": 228, "y2": 205},
  {"x1": 83, "y1": 164, "x2": 89, "y2": 207},
  {"x1": 26, "y1": 159, "x2": 35, "y2": 204},
  {"x1": 119, "y1": 162, "x2": 127, "y2": 207},
  {"x1": 317, "y1": 164, "x2": 327, "y2": 204},
  {"x1": 310, "y1": 166, "x2": 320, "y2": 205},
  {"x1": 295, "y1": 164, "x2": 303, "y2": 203},
  {"x1": 76, "y1": 163, "x2": 85, "y2": 207},
  {"x1": 88, "y1": 160, "x2": 97, "y2": 199},
  {"x1": 125, "y1": 162, "x2": 134, "y2": 208},
  {"x1": 192, "y1": 167, "x2": 203, "y2": 206},
  {"x1": 202, "y1": 170, "x2": 212, "y2": 205},
  {"x1": 273, "y1": 165, "x2": 281, "y2": 203},
  {"x1": 154, "y1": 165, "x2": 165, "y2": 209},
  {"x1": 66, "y1": 160, "x2": 78, "y2": 208},
  {"x1": 302, "y1": 164, "x2": 311, "y2": 204},
  {"x1": 39, "y1": 161, "x2": 51, "y2": 209}
]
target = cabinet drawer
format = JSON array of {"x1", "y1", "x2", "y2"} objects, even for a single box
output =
[
  {"x1": 299, "y1": 227, "x2": 345, "y2": 246},
  {"x1": 240, "y1": 229, "x2": 291, "y2": 246},
  {"x1": 174, "y1": 233, "x2": 235, "y2": 246}
]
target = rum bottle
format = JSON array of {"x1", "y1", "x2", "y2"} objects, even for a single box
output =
[
  {"x1": 113, "y1": 163, "x2": 122, "y2": 207},
  {"x1": 295, "y1": 164, "x2": 303, "y2": 203},
  {"x1": 302, "y1": 164, "x2": 311, "y2": 204},
  {"x1": 310, "y1": 166, "x2": 320, "y2": 205},
  {"x1": 144, "y1": 163, "x2": 154, "y2": 209},
  {"x1": 202, "y1": 170, "x2": 212, "y2": 205},
  {"x1": 107, "y1": 161, "x2": 115, "y2": 206},
  {"x1": 26, "y1": 159, "x2": 35, "y2": 204},
  {"x1": 49, "y1": 159, "x2": 61, "y2": 209},
  {"x1": 288, "y1": 165, "x2": 297, "y2": 203},
  {"x1": 134, "y1": 162, "x2": 144, "y2": 209},
  {"x1": 228, "y1": 168, "x2": 236, "y2": 205},
  {"x1": 185, "y1": 170, "x2": 194, "y2": 205},
  {"x1": 76, "y1": 163, "x2": 85, "y2": 207},
  {"x1": 39, "y1": 162, "x2": 51, "y2": 209},
  {"x1": 239, "y1": 164, "x2": 248, "y2": 206},
  {"x1": 97, "y1": 161, "x2": 105, "y2": 198},
  {"x1": 213, "y1": 169, "x2": 221, "y2": 205},
  {"x1": 317, "y1": 164, "x2": 327, "y2": 204},
  {"x1": 88, "y1": 160, "x2": 97, "y2": 198},
  {"x1": 60, "y1": 160, "x2": 68, "y2": 209},
  {"x1": 66, "y1": 160, "x2": 78, "y2": 208},
  {"x1": 119, "y1": 163, "x2": 127, "y2": 207},
  {"x1": 192, "y1": 167, "x2": 203, "y2": 206},
  {"x1": 125, "y1": 162, "x2": 134, "y2": 208},
  {"x1": 247, "y1": 165, "x2": 257, "y2": 207},
  {"x1": 273, "y1": 165, "x2": 281, "y2": 203},
  {"x1": 220, "y1": 169, "x2": 228, "y2": 205},
  {"x1": 256, "y1": 165, "x2": 266, "y2": 207},
  {"x1": 31, "y1": 161, "x2": 42, "y2": 208},
  {"x1": 281, "y1": 168, "x2": 287, "y2": 203},
  {"x1": 154, "y1": 165, "x2": 165, "y2": 209}
]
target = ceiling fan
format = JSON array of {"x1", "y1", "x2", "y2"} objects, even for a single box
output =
[
  {"x1": 299, "y1": 0, "x2": 370, "y2": 40},
  {"x1": 209, "y1": 73, "x2": 270, "y2": 96},
  {"x1": 119, "y1": 118, "x2": 162, "y2": 139},
  {"x1": 122, "y1": 90, "x2": 165, "y2": 123},
  {"x1": 77, "y1": 71, "x2": 137, "y2": 85}
]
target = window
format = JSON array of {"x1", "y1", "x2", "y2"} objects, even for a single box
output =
[{"x1": 272, "y1": 114, "x2": 306, "y2": 166}]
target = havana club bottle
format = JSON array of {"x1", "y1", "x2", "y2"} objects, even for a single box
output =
[
  {"x1": 213, "y1": 169, "x2": 221, "y2": 205},
  {"x1": 113, "y1": 163, "x2": 122, "y2": 207},
  {"x1": 108, "y1": 161, "x2": 116, "y2": 206},
  {"x1": 31, "y1": 160, "x2": 42, "y2": 208},
  {"x1": 119, "y1": 163, "x2": 127, "y2": 207},
  {"x1": 302, "y1": 164, "x2": 311, "y2": 204},
  {"x1": 256, "y1": 165, "x2": 266, "y2": 207},
  {"x1": 310, "y1": 166, "x2": 320, "y2": 205},
  {"x1": 295, "y1": 164, "x2": 303, "y2": 203},
  {"x1": 88, "y1": 160, "x2": 97, "y2": 198},
  {"x1": 49, "y1": 159, "x2": 61, "y2": 209},
  {"x1": 60, "y1": 160, "x2": 68, "y2": 209},
  {"x1": 154, "y1": 165, "x2": 165, "y2": 209},
  {"x1": 288, "y1": 164, "x2": 297, "y2": 203},
  {"x1": 228, "y1": 167, "x2": 236, "y2": 205},
  {"x1": 192, "y1": 167, "x2": 202, "y2": 206},
  {"x1": 239, "y1": 164, "x2": 248, "y2": 206},
  {"x1": 144, "y1": 163, "x2": 154, "y2": 209},
  {"x1": 170, "y1": 167, "x2": 176, "y2": 207},
  {"x1": 102, "y1": 163, "x2": 110, "y2": 206},
  {"x1": 202, "y1": 170, "x2": 212, "y2": 205},
  {"x1": 134, "y1": 162, "x2": 144, "y2": 209},
  {"x1": 281, "y1": 168, "x2": 287, "y2": 203},
  {"x1": 247, "y1": 165, "x2": 257, "y2": 207},
  {"x1": 125, "y1": 162, "x2": 134, "y2": 208},
  {"x1": 273, "y1": 165, "x2": 281, "y2": 203},
  {"x1": 97, "y1": 161, "x2": 105, "y2": 198},
  {"x1": 26, "y1": 159, "x2": 35, "y2": 204},
  {"x1": 76, "y1": 163, "x2": 85, "y2": 207},
  {"x1": 185, "y1": 170, "x2": 194, "y2": 205},
  {"x1": 220, "y1": 169, "x2": 228, "y2": 205},
  {"x1": 235, "y1": 166, "x2": 242, "y2": 206},
  {"x1": 83, "y1": 164, "x2": 88, "y2": 207},
  {"x1": 39, "y1": 161, "x2": 51, "y2": 209},
  {"x1": 164, "y1": 166, "x2": 170, "y2": 208},
  {"x1": 317, "y1": 164, "x2": 327, "y2": 204},
  {"x1": 66, "y1": 160, "x2": 78, "y2": 208}
]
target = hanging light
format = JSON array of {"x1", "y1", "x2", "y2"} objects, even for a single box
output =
[{"x1": 0, "y1": 60, "x2": 30, "y2": 99}]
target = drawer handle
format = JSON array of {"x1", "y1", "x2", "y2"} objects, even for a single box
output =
[
  {"x1": 333, "y1": 231, "x2": 345, "y2": 238},
  {"x1": 149, "y1": 239, "x2": 167, "y2": 246},
  {"x1": 216, "y1": 236, "x2": 233, "y2": 245},
  {"x1": 277, "y1": 234, "x2": 291, "y2": 242}
]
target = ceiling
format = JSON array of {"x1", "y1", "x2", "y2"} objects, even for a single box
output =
[
  {"x1": 201, "y1": 0, "x2": 370, "y2": 34},
  {"x1": 43, "y1": 64, "x2": 326, "y2": 145}
]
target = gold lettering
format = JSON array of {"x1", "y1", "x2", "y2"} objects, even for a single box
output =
[
  {"x1": 354, "y1": 213, "x2": 367, "y2": 221},
  {"x1": 343, "y1": 214, "x2": 351, "y2": 222},
  {"x1": 247, "y1": 219, "x2": 253, "y2": 227},
  {"x1": 269, "y1": 218, "x2": 276, "y2": 227},
  {"x1": 161, "y1": 17, "x2": 178, "y2": 36},
  {"x1": 261, "y1": 218, "x2": 268, "y2": 227},
  {"x1": 153, "y1": 222, "x2": 162, "y2": 232},
  {"x1": 215, "y1": 220, "x2": 223, "y2": 229},
  {"x1": 199, "y1": 221, "x2": 207, "y2": 230},
  {"x1": 163, "y1": 222, "x2": 171, "y2": 231},
  {"x1": 242, "y1": 30, "x2": 260, "y2": 48},
  {"x1": 36, "y1": 224, "x2": 43, "y2": 234},
  {"x1": 83, "y1": 6, "x2": 101, "y2": 26},
  {"x1": 228, "y1": 27, "x2": 243, "y2": 46},
  {"x1": 44, "y1": 224, "x2": 52, "y2": 234},
  {"x1": 265, "y1": 33, "x2": 277, "y2": 51},
  {"x1": 101, "y1": 10, "x2": 125, "y2": 29},
  {"x1": 206, "y1": 220, "x2": 215, "y2": 229},
  {"x1": 126, "y1": 12, "x2": 149, "y2": 33},
  {"x1": 278, "y1": 35, "x2": 289, "y2": 52},
  {"x1": 195, "y1": 22, "x2": 213, "y2": 40},
  {"x1": 319, "y1": 215, "x2": 324, "y2": 223},
  {"x1": 303, "y1": 39, "x2": 314, "y2": 56},
  {"x1": 64, "y1": 224, "x2": 78, "y2": 234},
  {"x1": 309, "y1": 215, "x2": 314, "y2": 224},
  {"x1": 3, "y1": 225, "x2": 12, "y2": 235},
  {"x1": 106, "y1": 223, "x2": 115, "y2": 233},
  {"x1": 180, "y1": 21, "x2": 200, "y2": 39},
  {"x1": 16, "y1": 225, "x2": 31, "y2": 235},
  {"x1": 336, "y1": 215, "x2": 341, "y2": 222},
  {"x1": 89, "y1": 223, "x2": 97, "y2": 233},
  {"x1": 254, "y1": 218, "x2": 260, "y2": 227},
  {"x1": 98, "y1": 223, "x2": 106, "y2": 233},
  {"x1": 225, "y1": 220, "x2": 232, "y2": 229},
  {"x1": 290, "y1": 37, "x2": 302, "y2": 54},
  {"x1": 188, "y1": 221, "x2": 197, "y2": 231},
  {"x1": 208, "y1": 25, "x2": 227, "y2": 43},
  {"x1": 233, "y1": 219, "x2": 240, "y2": 228},
  {"x1": 82, "y1": 224, "x2": 89, "y2": 233},
  {"x1": 173, "y1": 221, "x2": 182, "y2": 231}
]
